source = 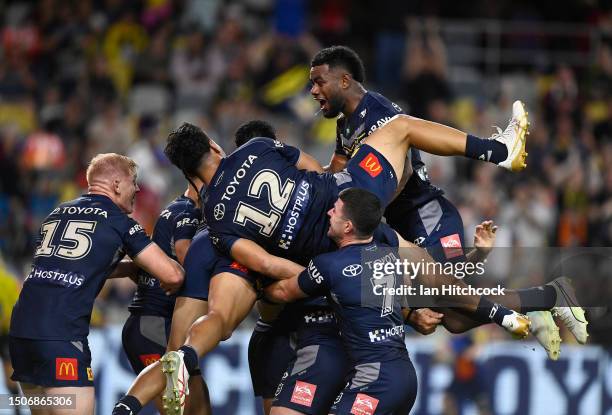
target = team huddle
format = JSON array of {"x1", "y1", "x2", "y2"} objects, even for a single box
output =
[{"x1": 8, "y1": 46, "x2": 588, "y2": 415}]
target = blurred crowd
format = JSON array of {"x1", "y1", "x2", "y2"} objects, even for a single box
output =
[{"x1": 0, "y1": 0, "x2": 611, "y2": 337}]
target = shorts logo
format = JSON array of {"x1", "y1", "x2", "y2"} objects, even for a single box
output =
[
  {"x1": 55, "y1": 358, "x2": 78, "y2": 381},
  {"x1": 87, "y1": 367, "x2": 94, "y2": 381},
  {"x1": 440, "y1": 233, "x2": 463, "y2": 259},
  {"x1": 230, "y1": 261, "x2": 248, "y2": 274},
  {"x1": 358, "y1": 153, "x2": 383, "y2": 178},
  {"x1": 275, "y1": 382, "x2": 284, "y2": 397},
  {"x1": 350, "y1": 393, "x2": 379, "y2": 415},
  {"x1": 290, "y1": 381, "x2": 317, "y2": 407},
  {"x1": 139, "y1": 354, "x2": 162, "y2": 367}
]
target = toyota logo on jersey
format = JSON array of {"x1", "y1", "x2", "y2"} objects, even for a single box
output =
[
  {"x1": 342, "y1": 264, "x2": 363, "y2": 277},
  {"x1": 213, "y1": 203, "x2": 225, "y2": 220}
]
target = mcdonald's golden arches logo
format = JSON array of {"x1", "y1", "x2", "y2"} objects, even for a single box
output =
[
  {"x1": 55, "y1": 357, "x2": 78, "y2": 381},
  {"x1": 139, "y1": 353, "x2": 161, "y2": 367},
  {"x1": 358, "y1": 153, "x2": 383, "y2": 178}
]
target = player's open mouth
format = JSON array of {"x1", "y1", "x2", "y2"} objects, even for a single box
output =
[{"x1": 318, "y1": 99, "x2": 327, "y2": 111}]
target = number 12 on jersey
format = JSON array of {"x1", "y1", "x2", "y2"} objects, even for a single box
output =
[{"x1": 233, "y1": 169, "x2": 295, "y2": 237}]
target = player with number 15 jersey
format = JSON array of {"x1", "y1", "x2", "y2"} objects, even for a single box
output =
[{"x1": 9, "y1": 154, "x2": 183, "y2": 415}]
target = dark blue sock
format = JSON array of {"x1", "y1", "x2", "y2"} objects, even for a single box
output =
[
  {"x1": 465, "y1": 134, "x2": 508, "y2": 164},
  {"x1": 517, "y1": 285, "x2": 557, "y2": 312},
  {"x1": 113, "y1": 395, "x2": 142, "y2": 415},
  {"x1": 476, "y1": 297, "x2": 512, "y2": 326},
  {"x1": 179, "y1": 345, "x2": 199, "y2": 375}
]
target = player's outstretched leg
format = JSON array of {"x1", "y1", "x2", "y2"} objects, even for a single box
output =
[
  {"x1": 113, "y1": 273, "x2": 258, "y2": 415},
  {"x1": 362, "y1": 100, "x2": 530, "y2": 186},
  {"x1": 167, "y1": 296, "x2": 212, "y2": 415},
  {"x1": 397, "y1": 242, "x2": 530, "y2": 338},
  {"x1": 427, "y1": 276, "x2": 586, "y2": 359}
]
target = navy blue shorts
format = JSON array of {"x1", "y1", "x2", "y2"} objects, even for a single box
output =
[
  {"x1": 330, "y1": 357, "x2": 417, "y2": 415},
  {"x1": 337, "y1": 144, "x2": 397, "y2": 207},
  {"x1": 121, "y1": 314, "x2": 171, "y2": 374},
  {"x1": 248, "y1": 327, "x2": 295, "y2": 398},
  {"x1": 273, "y1": 341, "x2": 350, "y2": 414},
  {"x1": 179, "y1": 230, "x2": 254, "y2": 301},
  {"x1": 386, "y1": 195, "x2": 466, "y2": 263},
  {"x1": 9, "y1": 336, "x2": 94, "y2": 387}
]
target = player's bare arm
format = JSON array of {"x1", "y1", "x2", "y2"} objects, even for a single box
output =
[
  {"x1": 323, "y1": 152, "x2": 348, "y2": 173},
  {"x1": 133, "y1": 243, "x2": 184, "y2": 294},
  {"x1": 264, "y1": 276, "x2": 308, "y2": 303},
  {"x1": 230, "y1": 238, "x2": 304, "y2": 280},
  {"x1": 174, "y1": 239, "x2": 192, "y2": 265},
  {"x1": 108, "y1": 259, "x2": 139, "y2": 279},
  {"x1": 295, "y1": 150, "x2": 324, "y2": 173}
]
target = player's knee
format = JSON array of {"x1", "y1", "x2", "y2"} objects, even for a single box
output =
[
  {"x1": 442, "y1": 320, "x2": 468, "y2": 334},
  {"x1": 200, "y1": 309, "x2": 233, "y2": 340},
  {"x1": 187, "y1": 315, "x2": 209, "y2": 339}
]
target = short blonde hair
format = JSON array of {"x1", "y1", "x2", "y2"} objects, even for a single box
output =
[{"x1": 86, "y1": 153, "x2": 137, "y2": 186}]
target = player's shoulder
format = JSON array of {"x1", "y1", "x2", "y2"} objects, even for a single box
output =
[
  {"x1": 366, "y1": 91, "x2": 403, "y2": 114},
  {"x1": 162, "y1": 196, "x2": 197, "y2": 217},
  {"x1": 234, "y1": 136, "x2": 280, "y2": 152}
]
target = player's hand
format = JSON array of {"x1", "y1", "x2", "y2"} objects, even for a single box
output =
[
  {"x1": 408, "y1": 308, "x2": 443, "y2": 335},
  {"x1": 474, "y1": 220, "x2": 498, "y2": 255},
  {"x1": 160, "y1": 279, "x2": 181, "y2": 296}
]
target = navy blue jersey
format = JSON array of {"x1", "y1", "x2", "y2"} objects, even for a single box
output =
[
  {"x1": 298, "y1": 241, "x2": 408, "y2": 364},
  {"x1": 10, "y1": 194, "x2": 151, "y2": 340},
  {"x1": 336, "y1": 91, "x2": 443, "y2": 210},
  {"x1": 128, "y1": 195, "x2": 200, "y2": 316},
  {"x1": 204, "y1": 137, "x2": 338, "y2": 264}
]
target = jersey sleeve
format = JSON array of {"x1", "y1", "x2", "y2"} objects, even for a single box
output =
[
  {"x1": 297, "y1": 257, "x2": 331, "y2": 297},
  {"x1": 173, "y1": 209, "x2": 201, "y2": 241},
  {"x1": 119, "y1": 216, "x2": 153, "y2": 258}
]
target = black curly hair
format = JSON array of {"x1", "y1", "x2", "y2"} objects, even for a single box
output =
[
  {"x1": 234, "y1": 120, "x2": 277, "y2": 148},
  {"x1": 311, "y1": 46, "x2": 366, "y2": 83},
  {"x1": 164, "y1": 122, "x2": 211, "y2": 178}
]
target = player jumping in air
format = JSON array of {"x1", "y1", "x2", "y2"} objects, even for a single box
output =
[
  {"x1": 113, "y1": 109, "x2": 535, "y2": 415},
  {"x1": 309, "y1": 45, "x2": 586, "y2": 358}
]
